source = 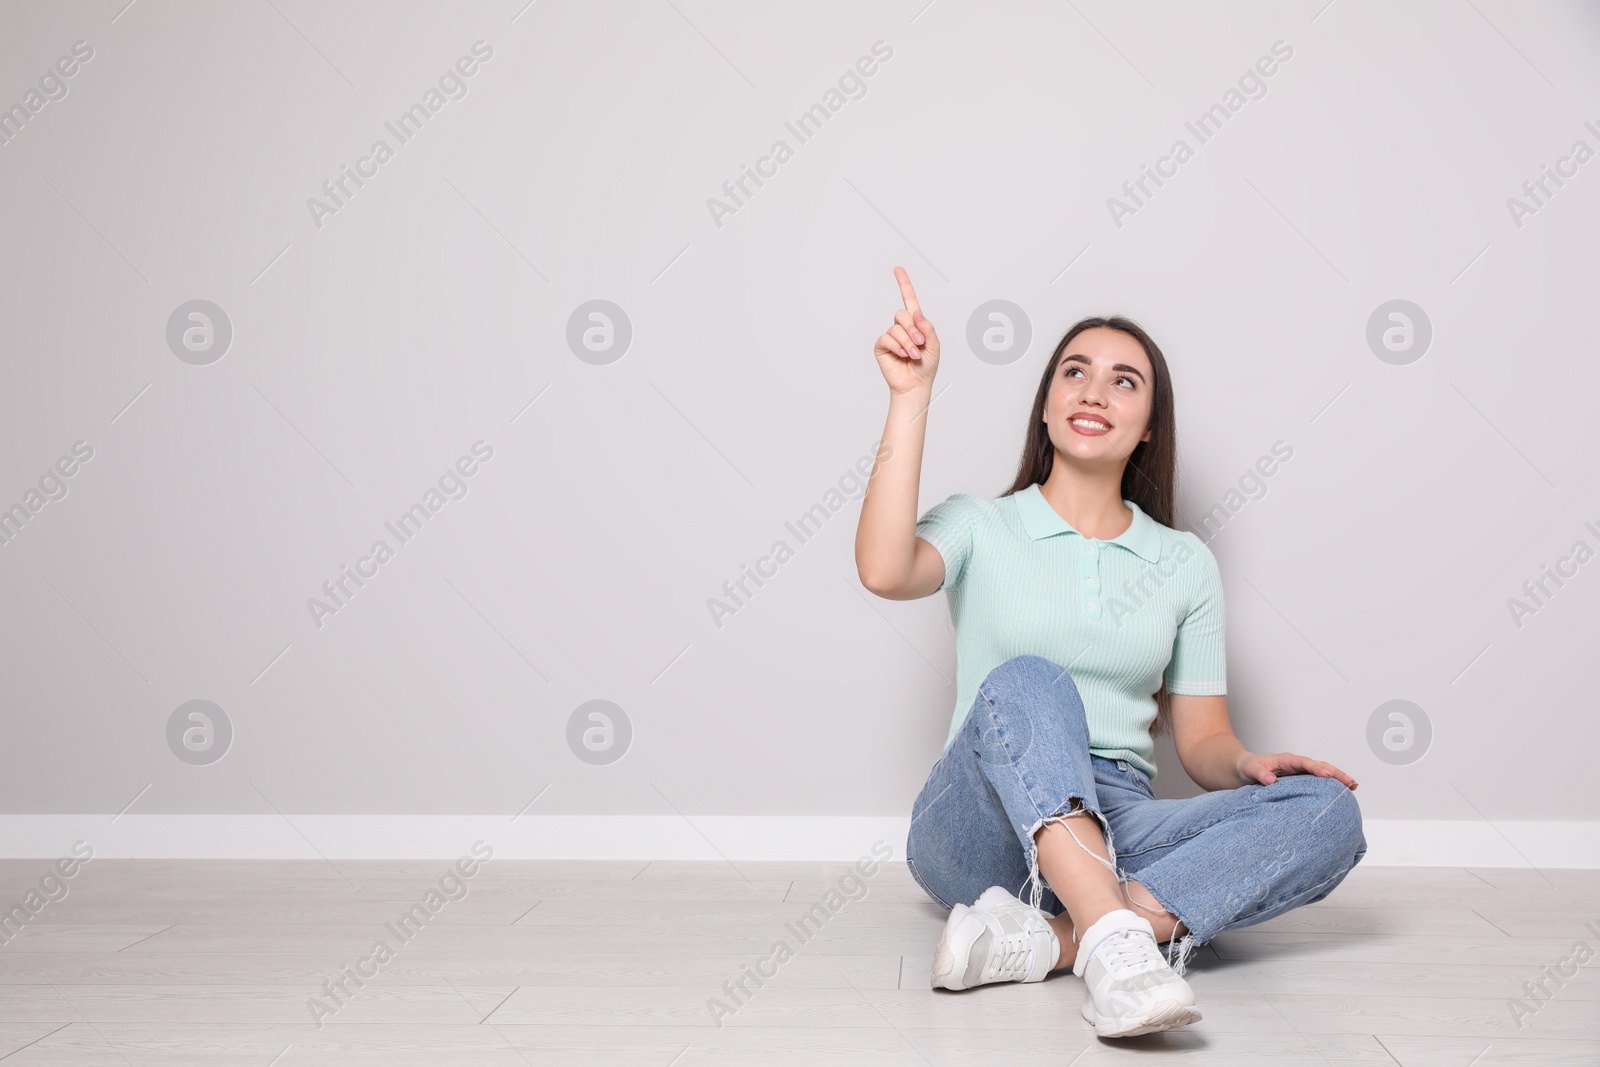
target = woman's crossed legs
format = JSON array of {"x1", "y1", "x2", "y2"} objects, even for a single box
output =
[{"x1": 906, "y1": 655, "x2": 1366, "y2": 978}]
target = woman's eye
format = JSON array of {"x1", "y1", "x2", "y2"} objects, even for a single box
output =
[{"x1": 1063, "y1": 367, "x2": 1136, "y2": 388}]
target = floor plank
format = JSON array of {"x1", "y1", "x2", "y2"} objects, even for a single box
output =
[{"x1": 0, "y1": 860, "x2": 1593, "y2": 1063}]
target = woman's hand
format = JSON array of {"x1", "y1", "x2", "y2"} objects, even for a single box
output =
[
  {"x1": 1236, "y1": 751, "x2": 1358, "y2": 790},
  {"x1": 873, "y1": 266, "x2": 940, "y2": 396}
]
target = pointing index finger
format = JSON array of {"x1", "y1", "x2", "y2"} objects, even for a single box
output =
[{"x1": 893, "y1": 266, "x2": 921, "y2": 316}]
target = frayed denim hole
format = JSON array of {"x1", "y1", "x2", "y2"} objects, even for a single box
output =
[{"x1": 1023, "y1": 801, "x2": 1120, "y2": 915}]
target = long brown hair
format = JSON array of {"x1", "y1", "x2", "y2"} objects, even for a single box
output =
[{"x1": 1001, "y1": 316, "x2": 1180, "y2": 740}]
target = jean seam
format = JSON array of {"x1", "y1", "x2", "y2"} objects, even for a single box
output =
[
  {"x1": 1143, "y1": 842, "x2": 1361, "y2": 945},
  {"x1": 1113, "y1": 821, "x2": 1218, "y2": 862},
  {"x1": 905, "y1": 855, "x2": 952, "y2": 910},
  {"x1": 977, "y1": 680, "x2": 1083, "y2": 836},
  {"x1": 974, "y1": 678, "x2": 1046, "y2": 764},
  {"x1": 1224, "y1": 860, "x2": 1357, "y2": 930},
  {"x1": 1116, "y1": 780, "x2": 1352, "y2": 864},
  {"x1": 977, "y1": 689, "x2": 1058, "y2": 837},
  {"x1": 1113, "y1": 790, "x2": 1268, "y2": 861}
]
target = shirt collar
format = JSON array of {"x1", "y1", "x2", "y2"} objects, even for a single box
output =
[{"x1": 1014, "y1": 482, "x2": 1162, "y2": 562}]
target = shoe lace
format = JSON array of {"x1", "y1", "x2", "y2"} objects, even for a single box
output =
[
  {"x1": 985, "y1": 927, "x2": 1039, "y2": 980},
  {"x1": 1096, "y1": 929, "x2": 1165, "y2": 981}
]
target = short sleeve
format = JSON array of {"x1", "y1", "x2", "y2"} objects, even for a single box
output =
[
  {"x1": 1164, "y1": 538, "x2": 1227, "y2": 695},
  {"x1": 915, "y1": 493, "x2": 980, "y2": 591}
]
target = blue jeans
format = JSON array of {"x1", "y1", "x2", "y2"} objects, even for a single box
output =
[{"x1": 905, "y1": 655, "x2": 1367, "y2": 976}]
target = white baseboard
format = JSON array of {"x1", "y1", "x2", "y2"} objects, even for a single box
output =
[{"x1": 1, "y1": 816, "x2": 1597, "y2": 866}]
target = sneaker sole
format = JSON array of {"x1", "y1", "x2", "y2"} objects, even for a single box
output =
[
  {"x1": 1081, "y1": 994, "x2": 1202, "y2": 1038},
  {"x1": 930, "y1": 904, "x2": 985, "y2": 991}
]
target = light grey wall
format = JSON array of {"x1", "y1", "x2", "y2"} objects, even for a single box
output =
[{"x1": 1, "y1": 0, "x2": 1595, "y2": 823}]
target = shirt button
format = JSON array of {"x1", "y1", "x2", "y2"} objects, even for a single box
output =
[
  {"x1": 1086, "y1": 578, "x2": 1097, "y2": 589},
  {"x1": 1086, "y1": 601, "x2": 1098, "y2": 610}
]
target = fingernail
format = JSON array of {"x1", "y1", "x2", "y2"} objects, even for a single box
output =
[{"x1": 913, "y1": 332, "x2": 924, "y2": 344}]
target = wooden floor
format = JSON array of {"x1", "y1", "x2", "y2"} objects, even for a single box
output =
[{"x1": 0, "y1": 858, "x2": 1595, "y2": 1064}]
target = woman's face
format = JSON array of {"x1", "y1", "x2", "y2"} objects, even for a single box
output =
[{"x1": 1042, "y1": 327, "x2": 1154, "y2": 468}]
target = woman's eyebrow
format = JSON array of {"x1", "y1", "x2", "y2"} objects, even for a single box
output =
[{"x1": 1062, "y1": 352, "x2": 1146, "y2": 383}]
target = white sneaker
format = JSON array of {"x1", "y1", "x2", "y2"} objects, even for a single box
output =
[
  {"x1": 931, "y1": 885, "x2": 1058, "y2": 991},
  {"x1": 1072, "y1": 909, "x2": 1201, "y2": 1037}
]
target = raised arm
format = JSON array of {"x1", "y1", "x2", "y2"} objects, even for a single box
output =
[{"x1": 855, "y1": 267, "x2": 947, "y2": 601}]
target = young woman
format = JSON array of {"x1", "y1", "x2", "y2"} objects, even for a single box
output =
[{"x1": 855, "y1": 267, "x2": 1366, "y2": 1039}]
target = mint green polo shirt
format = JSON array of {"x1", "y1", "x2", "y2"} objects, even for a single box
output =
[{"x1": 915, "y1": 483, "x2": 1227, "y2": 782}]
